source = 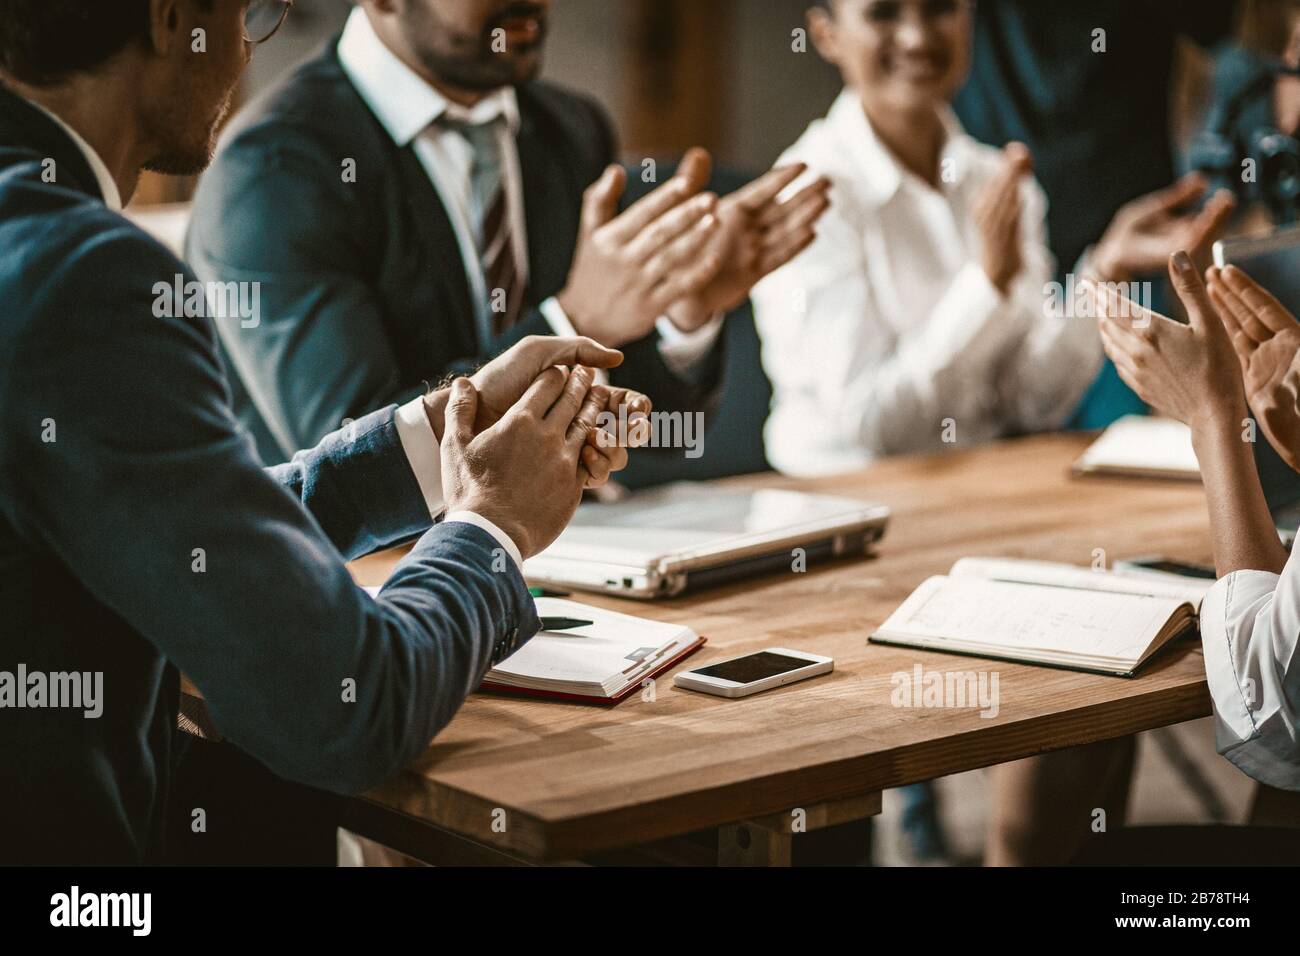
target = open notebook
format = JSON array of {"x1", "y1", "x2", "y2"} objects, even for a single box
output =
[
  {"x1": 364, "y1": 588, "x2": 704, "y2": 703},
  {"x1": 1072, "y1": 415, "x2": 1200, "y2": 481},
  {"x1": 482, "y1": 598, "x2": 704, "y2": 703},
  {"x1": 869, "y1": 558, "x2": 1214, "y2": 677}
]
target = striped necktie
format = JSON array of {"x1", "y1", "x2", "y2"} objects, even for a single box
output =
[{"x1": 442, "y1": 114, "x2": 523, "y2": 336}]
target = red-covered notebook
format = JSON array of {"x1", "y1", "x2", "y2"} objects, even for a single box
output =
[{"x1": 478, "y1": 598, "x2": 705, "y2": 705}]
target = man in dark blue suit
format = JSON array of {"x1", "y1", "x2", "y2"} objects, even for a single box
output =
[
  {"x1": 186, "y1": 0, "x2": 829, "y2": 466},
  {"x1": 0, "y1": 0, "x2": 643, "y2": 864}
]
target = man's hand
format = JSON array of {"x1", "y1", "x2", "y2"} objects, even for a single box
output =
[
  {"x1": 664, "y1": 163, "x2": 831, "y2": 331},
  {"x1": 439, "y1": 368, "x2": 607, "y2": 559},
  {"x1": 973, "y1": 142, "x2": 1032, "y2": 296},
  {"x1": 1092, "y1": 174, "x2": 1236, "y2": 284},
  {"x1": 1089, "y1": 252, "x2": 1246, "y2": 431},
  {"x1": 556, "y1": 148, "x2": 726, "y2": 347},
  {"x1": 421, "y1": 336, "x2": 651, "y2": 490},
  {"x1": 1207, "y1": 264, "x2": 1300, "y2": 472}
]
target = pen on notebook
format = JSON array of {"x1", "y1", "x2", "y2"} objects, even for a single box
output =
[
  {"x1": 540, "y1": 617, "x2": 594, "y2": 632},
  {"x1": 529, "y1": 587, "x2": 572, "y2": 598}
]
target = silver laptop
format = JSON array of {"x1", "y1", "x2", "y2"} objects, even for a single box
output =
[
  {"x1": 1215, "y1": 225, "x2": 1300, "y2": 544},
  {"x1": 524, "y1": 484, "x2": 890, "y2": 599}
]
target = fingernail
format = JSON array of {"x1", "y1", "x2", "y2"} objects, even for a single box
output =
[{"x1": 1172, "y1": 251, "x2": 1194, "y2": 274}]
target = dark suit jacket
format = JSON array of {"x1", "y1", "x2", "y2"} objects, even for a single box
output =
[
  {"x1": 186, "y1": 43, "x2": 720, "y2": 465},
  {"x1": 0, "y1": 86, "x2": 539, "y2": 864}
]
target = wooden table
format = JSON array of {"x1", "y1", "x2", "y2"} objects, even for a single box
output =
[{"x1": 344, "y1": 433, "x2": 1215, "y2": 865}]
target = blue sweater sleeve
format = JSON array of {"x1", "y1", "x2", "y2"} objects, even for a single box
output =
[{"x1": 0, "y1": 220, "x2": 540, "y2": 794}]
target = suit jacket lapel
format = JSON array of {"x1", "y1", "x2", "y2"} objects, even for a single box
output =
[
  {"x1": 516, "y1": 106, "x2": 581, "y2": 304},
  {"x1": 393, "y1": 141, "x2": 478, "y2": 355}
]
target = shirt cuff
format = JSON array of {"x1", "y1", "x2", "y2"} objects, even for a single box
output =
[
  {"x1": 444, "y1": 511, "x2": 524, "y2": 569},
  {"x1": 394, "y1": 396, "x2": 444, "y2": 520},
  {"x1": 1200, "y1": 570, "x2": 1280, "y2": 740},
  {"x1": 539, "y1": 294, "x2": 579, "y2": 338},
  {"x1": 539, "y1": 296, "x2": 609, "y2": 385},
  {"x1": 655, "y1": 312, "x2": 725, "y2": 378}
]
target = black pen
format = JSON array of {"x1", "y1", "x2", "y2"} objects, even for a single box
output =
[{"x1": 540, "y1": 617, "x2": 594, "y2": 632}]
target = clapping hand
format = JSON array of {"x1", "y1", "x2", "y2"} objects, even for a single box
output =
[
  {"x1": 972, "y1": 142, "x2": 1033, "y2": 295},
  {"x1": 1092, "y1": 174, "x2": 1236, "y2": 284},
  {"x1": 665, "y1": 163, "x2": 831, "y2": 331},
  {"x1": 423, "y1": 336, "x2": 652, "y2": 490},
  {"x1": 1207, "y1": 265, "x2": 1300, "y2": 472}
]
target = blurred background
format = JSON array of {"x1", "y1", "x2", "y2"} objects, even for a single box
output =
[{"x1": 132, "y1": 0, "x2": 1300, "y2": 206}]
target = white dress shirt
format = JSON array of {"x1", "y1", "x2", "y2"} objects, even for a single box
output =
[
  {"x1": 336, "y1": 7, "x2": 722, "y2": 377},
  {"x1": 1199, "y1": 559, "x2": 1300, "y2": 790},
  {"x1": 752, "y1": 90, "x2": 1103, "y2": 476},
  {"x1": 23, "y1": 92, "x2": 521, "y2": 568}
]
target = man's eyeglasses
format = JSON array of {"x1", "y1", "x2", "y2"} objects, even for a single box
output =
[{"x1": 243, "y1": 0, "x2": 294, "y2": 45}]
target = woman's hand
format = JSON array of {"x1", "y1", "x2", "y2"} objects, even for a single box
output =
[
  {"x1": 1089, "y1": 251, "x2": 1246, "y2": 432},
  {"x1": 1093, "y1": 253, "x2": 1288, "y2": 578},
  {"x1": 1207, "y1": 265, "x2": 1300, "y2": 473},
  {"x1": 1090, "y1": 175, "x2": 1235, "y2": 284},
  {"x1": 972, "y1": 142, "x2": 1032, "y2": 295}
]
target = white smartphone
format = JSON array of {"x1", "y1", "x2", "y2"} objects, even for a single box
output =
[{"x1": 673, "y1": 648, "x2": 833, "y2": 699}]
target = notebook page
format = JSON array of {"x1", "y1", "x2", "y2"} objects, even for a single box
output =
[
  {"x1": 879, "y1": 576, "x2": 1186, "y2": 663},
  {"x1": 949, "y1": 558, "x2": 1210, "y2": 606},
  {"x1": 488, "y1": 599, "x2": 685, "y2": 685}
]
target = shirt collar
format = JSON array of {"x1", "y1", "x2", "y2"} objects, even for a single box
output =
[
  {"x1": 337, "y1": 6, "x2": 520, "y2": 148},
  {"x1": 827, "y1": 88, "x2": 973, "y2": 209},
  {"x1": 23, "y1": 96, "x2": 123, "y2": 211}
]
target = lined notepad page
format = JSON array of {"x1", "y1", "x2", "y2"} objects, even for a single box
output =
[
  {"x1": 949, "y1": 557, "x2": 1211, "y2": 606},
  {"x1": 883, "y1": 576, "x2": 1186, "y2": 663},
  {"x1": 489, "y1": 599, "x2": 681, "y2": 688}
]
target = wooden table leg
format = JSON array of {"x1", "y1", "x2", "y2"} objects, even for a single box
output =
[{"x1": 718, "y1": 792, "x2": 883, "y2": 867}]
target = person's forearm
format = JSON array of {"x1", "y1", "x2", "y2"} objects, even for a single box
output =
[
  {"x1": 270, "y1": 407, "x2": 432, "y2": 560},
  {"x1": 1190, "y1": 405, "x2": 1289, "y2": 576}
]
